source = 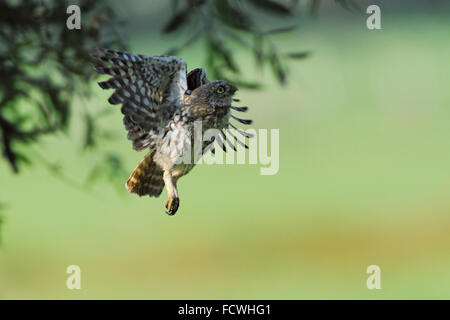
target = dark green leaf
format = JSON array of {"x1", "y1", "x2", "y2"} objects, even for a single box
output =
[
  {"x1": 209, "y1": 38, "x2": 240, "y2": 74},
  {"x1": 253, "y1": 34, "x2": 264, "y2": 66},
  {"x1": 262, "y1": 25, "x2": 298, "y2": 35},
  {"x1": 228, "y1": 79, "x2": 263, "y2": 89},
  {"x1": 215, "y1": 0, "x2": 253, "y2": 31},
  {"x1": 269, "y1": 49, "x2": 286, "y2": 84},
  {"x1": 248, "y1": 0, "x2": 293, "y2": 15},
  {"x1": 162, "y1": 7, "x2": 191, "y2": 33},
  {"x1": 335, "y1": 0, "x2": 361, "y2": 12},
  {"x1": 285, "y1": 51, "x2": 311, "y2": 59}
]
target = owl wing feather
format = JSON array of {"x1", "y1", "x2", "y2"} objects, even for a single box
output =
[
  {"x1": 186, "y1": 68, "x2": 209, "y2": 90},
  {"x1": 91, "y1": 48, "x2": 187, "y2": 151}
]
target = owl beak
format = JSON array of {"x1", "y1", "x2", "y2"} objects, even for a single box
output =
[{"x1": 230, "y1": 85, "x2": 238, "y2": 94}]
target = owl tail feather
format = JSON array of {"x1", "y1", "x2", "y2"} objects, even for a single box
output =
[{"x1": 126, "y1": 152, "x2": 164, "y2": 197}]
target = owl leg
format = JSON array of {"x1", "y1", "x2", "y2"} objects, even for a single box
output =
[{"x1": 163, "y1": 170, "x2": 179, "y2": 215}]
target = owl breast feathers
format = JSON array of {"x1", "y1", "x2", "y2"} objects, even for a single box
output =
[{"x1": 91, "y1": 48, "x2": 252, "y2": 215}]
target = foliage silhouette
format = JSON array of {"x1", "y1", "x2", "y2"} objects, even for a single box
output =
[
  {"x1": 0, "y1": 0, "x2": 356, "y2": 240},
  {"x1": 0, "y1": 0, "x2": 353, "y2": 176}
]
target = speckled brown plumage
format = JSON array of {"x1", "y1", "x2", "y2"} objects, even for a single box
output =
[{"x1": 91, "y1": 48, "x2": 252, "y2": 215}]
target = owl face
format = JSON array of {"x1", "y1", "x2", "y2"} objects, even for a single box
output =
[
  {"x1": 183, "y1": 80, "x2": 238, "y2": 121},
  {"x1": 207, "y1": 80, "x2": 238, "y2": 107},
  {"x1": 186, "y1": 80, "x2": 237, "y2": 108}
]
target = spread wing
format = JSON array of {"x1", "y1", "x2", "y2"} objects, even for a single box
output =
[
  {"x1": 187, "y1": 68, "x2": 209, "y2": 91},
  {"x1": 91, "y1": 48, "x2": 187, "y2": 151}
]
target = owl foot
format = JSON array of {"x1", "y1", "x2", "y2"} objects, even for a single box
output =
[{"x1": 165, "y1": 196, "x2": 179, "y2": 215}]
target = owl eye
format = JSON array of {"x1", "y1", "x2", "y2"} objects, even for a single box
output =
[{"x1": 216, "y1": 86, "x2": 225, "y2": 94}]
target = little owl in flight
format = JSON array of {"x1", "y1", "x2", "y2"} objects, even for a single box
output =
[{"x1": 91, "y1": 48, "x2": 252, "y2": 215}]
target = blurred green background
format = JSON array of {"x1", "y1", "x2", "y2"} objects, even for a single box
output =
[{"x1": 1, "y1": 1, "x2": 450, "y2": 299}]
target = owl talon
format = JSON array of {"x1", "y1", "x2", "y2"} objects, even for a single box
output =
[{"x1": 165, "y1": 197, "x2": 179, "y2": 215}]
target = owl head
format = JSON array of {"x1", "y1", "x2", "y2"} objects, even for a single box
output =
[{"x1": 186, "y1": 80, "x2": 238, "y2": 108}]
